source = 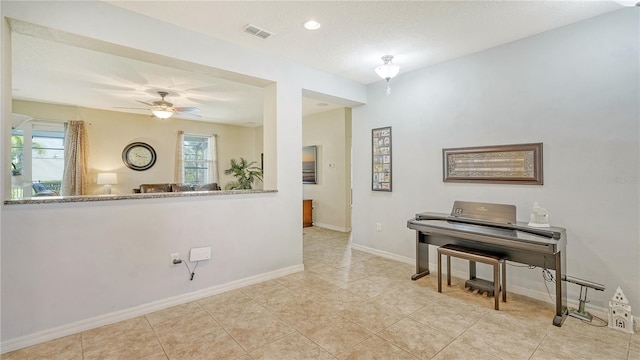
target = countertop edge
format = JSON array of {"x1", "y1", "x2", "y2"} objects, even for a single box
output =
[{"x1": 4, "y1": 189, "x2": 278, "y2": 205}]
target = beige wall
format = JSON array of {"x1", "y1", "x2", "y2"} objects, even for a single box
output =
[
  {"x1": 253, "y1": 125, "x2": 264, "y2": 189},
  {"x1": 12, "y1": 100, "x2": 262, "y2": 194},
  {"x1": 302, "y1": 108, "x2": 351, "y2": 231}
]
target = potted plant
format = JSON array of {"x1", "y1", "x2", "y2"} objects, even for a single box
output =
[
  {"x1": 224, "y1": 157, "x2": 263, "y2": 190},
  {"x1": 11, "y1": 163, "x2": 21, "y2": 176}
]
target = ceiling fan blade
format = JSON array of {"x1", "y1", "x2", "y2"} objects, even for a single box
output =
[
  {"x1": 114, "y1": 106, "x2": 150, "y2": 110},
  {"x1": 174, "y1": 112, "x2": 202, "y2": 119},
  {"x1": 135, "y1": 100, "x2": 155, "y2": 106},
  {"x1": 173, "y1": 106, "x2": 200, "y2": 113}
]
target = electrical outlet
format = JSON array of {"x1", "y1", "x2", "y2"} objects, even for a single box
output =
[
  {"x1": 376, "y1": 223, "x2": 382, "y2": 231},
  {"x1": 170, "y1": 253, "x2": 180, "y2": 266}
]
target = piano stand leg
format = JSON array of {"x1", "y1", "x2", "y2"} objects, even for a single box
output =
[
  {"x1": 411, "y1": 270, "x2": 430, "y2": 281},
  {"x1": 412, "y1": 233, "x2": 430, "y2": 281},
  {"x1": 553, "y1": 309, "x2": 569, "y2": 327},
  {"x1": 469, "y1": 260, "x2": 477, "y2": 282},
  {"x1": 552, "y1": 250, "x2": 569, "y2": 327}
]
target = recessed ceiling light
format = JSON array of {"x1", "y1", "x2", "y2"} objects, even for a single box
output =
[{"x1": 303, "y1": 20, "x2": 321, "y2": 30}]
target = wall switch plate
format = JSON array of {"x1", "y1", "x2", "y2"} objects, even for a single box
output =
[
  {"x1": 170, "y1": 253, "x2": 180, "y2": 266},
  {"x1": 376, "y1": 223, "x2": 382, "y2": 231},
  {"x1": 190, "y1": 247, "x2": 212, "y2": 262}
]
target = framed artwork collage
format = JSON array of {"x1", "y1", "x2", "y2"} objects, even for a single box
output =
[{"x1": 372, "y1": 126, "x2": 392, "y2": 191}]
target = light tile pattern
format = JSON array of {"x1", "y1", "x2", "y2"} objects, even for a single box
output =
[{"x1": 4, "y1": 226, "x2": 638, "y2": 359}]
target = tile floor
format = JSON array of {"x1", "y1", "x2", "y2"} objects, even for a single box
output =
[{"x1": 4, "y1": 226, "x2": 639, "y2": 359}]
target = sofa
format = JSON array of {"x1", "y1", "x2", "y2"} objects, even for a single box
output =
[
  {"x1": 32, "y1": 182, "x2": 59, "y2": 196},
  {"x1": 134, "y1": 183, "x2": 221, "y2": 193}
]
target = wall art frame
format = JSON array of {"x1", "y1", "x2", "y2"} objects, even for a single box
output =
[
  {"x1": 302, "y1": 145, "x2": 317, "y2": 184},
  {"x1": 372, "y1": 126, "x2": 392, "y2": 191},
  {"x1": 443, "y1": 142, "x2": 543, "y2": 185}
]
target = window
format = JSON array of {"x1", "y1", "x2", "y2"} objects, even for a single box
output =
[
  {"x1": 32, "y1": 128, "x2": 65, "y2": 184},
  {"x1": 11, "y1": 123, "x2": 65, "y2": 198},
  {"x1": 10, "y1": 129, "x2": 25, "y2": 199},
  {"x1": 183, "y1": 134, "x2": 212, "y2": 185}
]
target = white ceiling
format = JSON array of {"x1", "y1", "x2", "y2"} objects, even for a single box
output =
[{"x1": 11, "y1": 1, "x2": 625, "y2": 125}]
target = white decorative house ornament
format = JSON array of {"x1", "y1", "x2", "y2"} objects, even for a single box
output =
[
  {"x1": 528, "y1": 201, "x2": 550, "y2": 228},
  {"x1": 608, "y1": 287, "x2": 634, "y2": 334}
]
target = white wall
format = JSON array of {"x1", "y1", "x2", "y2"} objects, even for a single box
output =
[
  {"x1": 303, "y1": 108, "x2": 351, "y2": 231},
  {"x1": 0, "y1": 1, "x2": 366, "y2": 347},
  {"x1": 352, "y1": 9, "x2": 639, "y2": 314}
]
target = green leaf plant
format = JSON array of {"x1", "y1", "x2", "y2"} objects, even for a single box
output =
[{"x1": 224, "y1": 157, "x2": 263, "y2": 190}]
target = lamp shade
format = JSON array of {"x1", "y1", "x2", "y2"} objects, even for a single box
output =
[
  {"x1": 152, "y1": 109, "x2": 174, "y2": 119},
  {"x1": 375, "y1": 63, "x2": 400, "y2": 80},
  {"x1": 97, "y1": 172, "x2": 118, "y2": 185},
  {"x1": 375, "y1": 55, "x2": 400, "y2": 80}
]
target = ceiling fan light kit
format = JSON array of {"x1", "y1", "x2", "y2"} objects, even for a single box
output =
[
  {"x1": 117, "y1": 91, "x2": 200, "y2": 120},
  {"x1": 375, "y1": 55, "x2": 401, "y2": 95},
  {"x1": 151, "y1": 109, "x2": 174, "y2": 119}
]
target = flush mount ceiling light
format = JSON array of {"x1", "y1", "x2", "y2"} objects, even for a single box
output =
[
  {"x1": 375, "y1": 55, "x2": 401, "y2": 95},
  {"x1": 303, "y1": 20, "x2": 321, "y2": 30}
]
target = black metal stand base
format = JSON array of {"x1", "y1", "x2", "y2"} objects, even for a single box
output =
[
  {"x1": 553, "y1": 309, "x2": 569, "y2": 327},
  {"x1": 411, "y1": 270, "x2": 429, "y2": 280}
]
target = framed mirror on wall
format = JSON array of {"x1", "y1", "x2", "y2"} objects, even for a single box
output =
[{"x1": 7, "y1": 21, "x2": 271, "y2": 200}]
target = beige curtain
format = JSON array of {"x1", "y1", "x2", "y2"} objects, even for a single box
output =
[
  {"x1": 210, "y1": 134, "x2": 219, "y2": 183},
  {"x1": 61, "y1": 120, "x2": 89, "y2": 196},
  {"x1": 174, "y1": 130, "x2": 184, "y2": 183}
]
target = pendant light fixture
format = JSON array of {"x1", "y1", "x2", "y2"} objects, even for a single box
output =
[{"x1": 375, "y1": 55, "x2": 400, "y2": 95}]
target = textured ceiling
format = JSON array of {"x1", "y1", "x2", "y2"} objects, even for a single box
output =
[
  {"x1": 108, "y1": 0, "x2": 622, "y2": 84},
  {"x1": 12, "y1": 30, "x2": 267, "y2": 125},
  {"x1": 11, "y1": 1, "x2": 624, "y2": 125}
]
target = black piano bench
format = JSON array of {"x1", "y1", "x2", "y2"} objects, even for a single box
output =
[{"x1": 437, "y1": 244, "x2": 507, "y2": 310}]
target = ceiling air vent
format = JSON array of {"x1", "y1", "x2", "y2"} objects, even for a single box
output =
[{"x1": 243, "y1": 24, "x2": 273, "y2": 39}]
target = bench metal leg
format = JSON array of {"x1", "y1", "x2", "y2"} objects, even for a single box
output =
[
  {"x1": 437, "y1": 251, "x2": 442, "y2": 293},
  {"x1": 446, "y1": 255, "x2": 451, "y2": 286},
  {"x1": 502, "y1": 260, "x2": 507, "y2": 303},
  {"x1": 493, "y1": 263, "x2": 500, "y2": 310}
]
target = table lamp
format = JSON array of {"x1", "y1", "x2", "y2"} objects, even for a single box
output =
[{"x1": 97, "y1": 172, "x2": 117, "y2": 194}]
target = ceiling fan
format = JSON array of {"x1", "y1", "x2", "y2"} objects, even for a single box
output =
[{"x1": 116, "y1": 91, "x2": 201, "y2": 119}]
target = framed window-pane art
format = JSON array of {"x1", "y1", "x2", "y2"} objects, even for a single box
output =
[
  {"x1": 372, "y1": 126, "x2": 392, "y2": 191},
  {"x1": 443, "y1": 142, "x2": 543, "y2": 185}
]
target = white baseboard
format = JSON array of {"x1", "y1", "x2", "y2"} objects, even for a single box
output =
[
  {"x1": 350, "y1": 243, "x2": 415, "y2": 265},
  {"x1": 0, "y1": 264, "x2": 304, "y2": 354},
  {"x1": 311, "y1": 222, "x2": 350, "y2": 233}
]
